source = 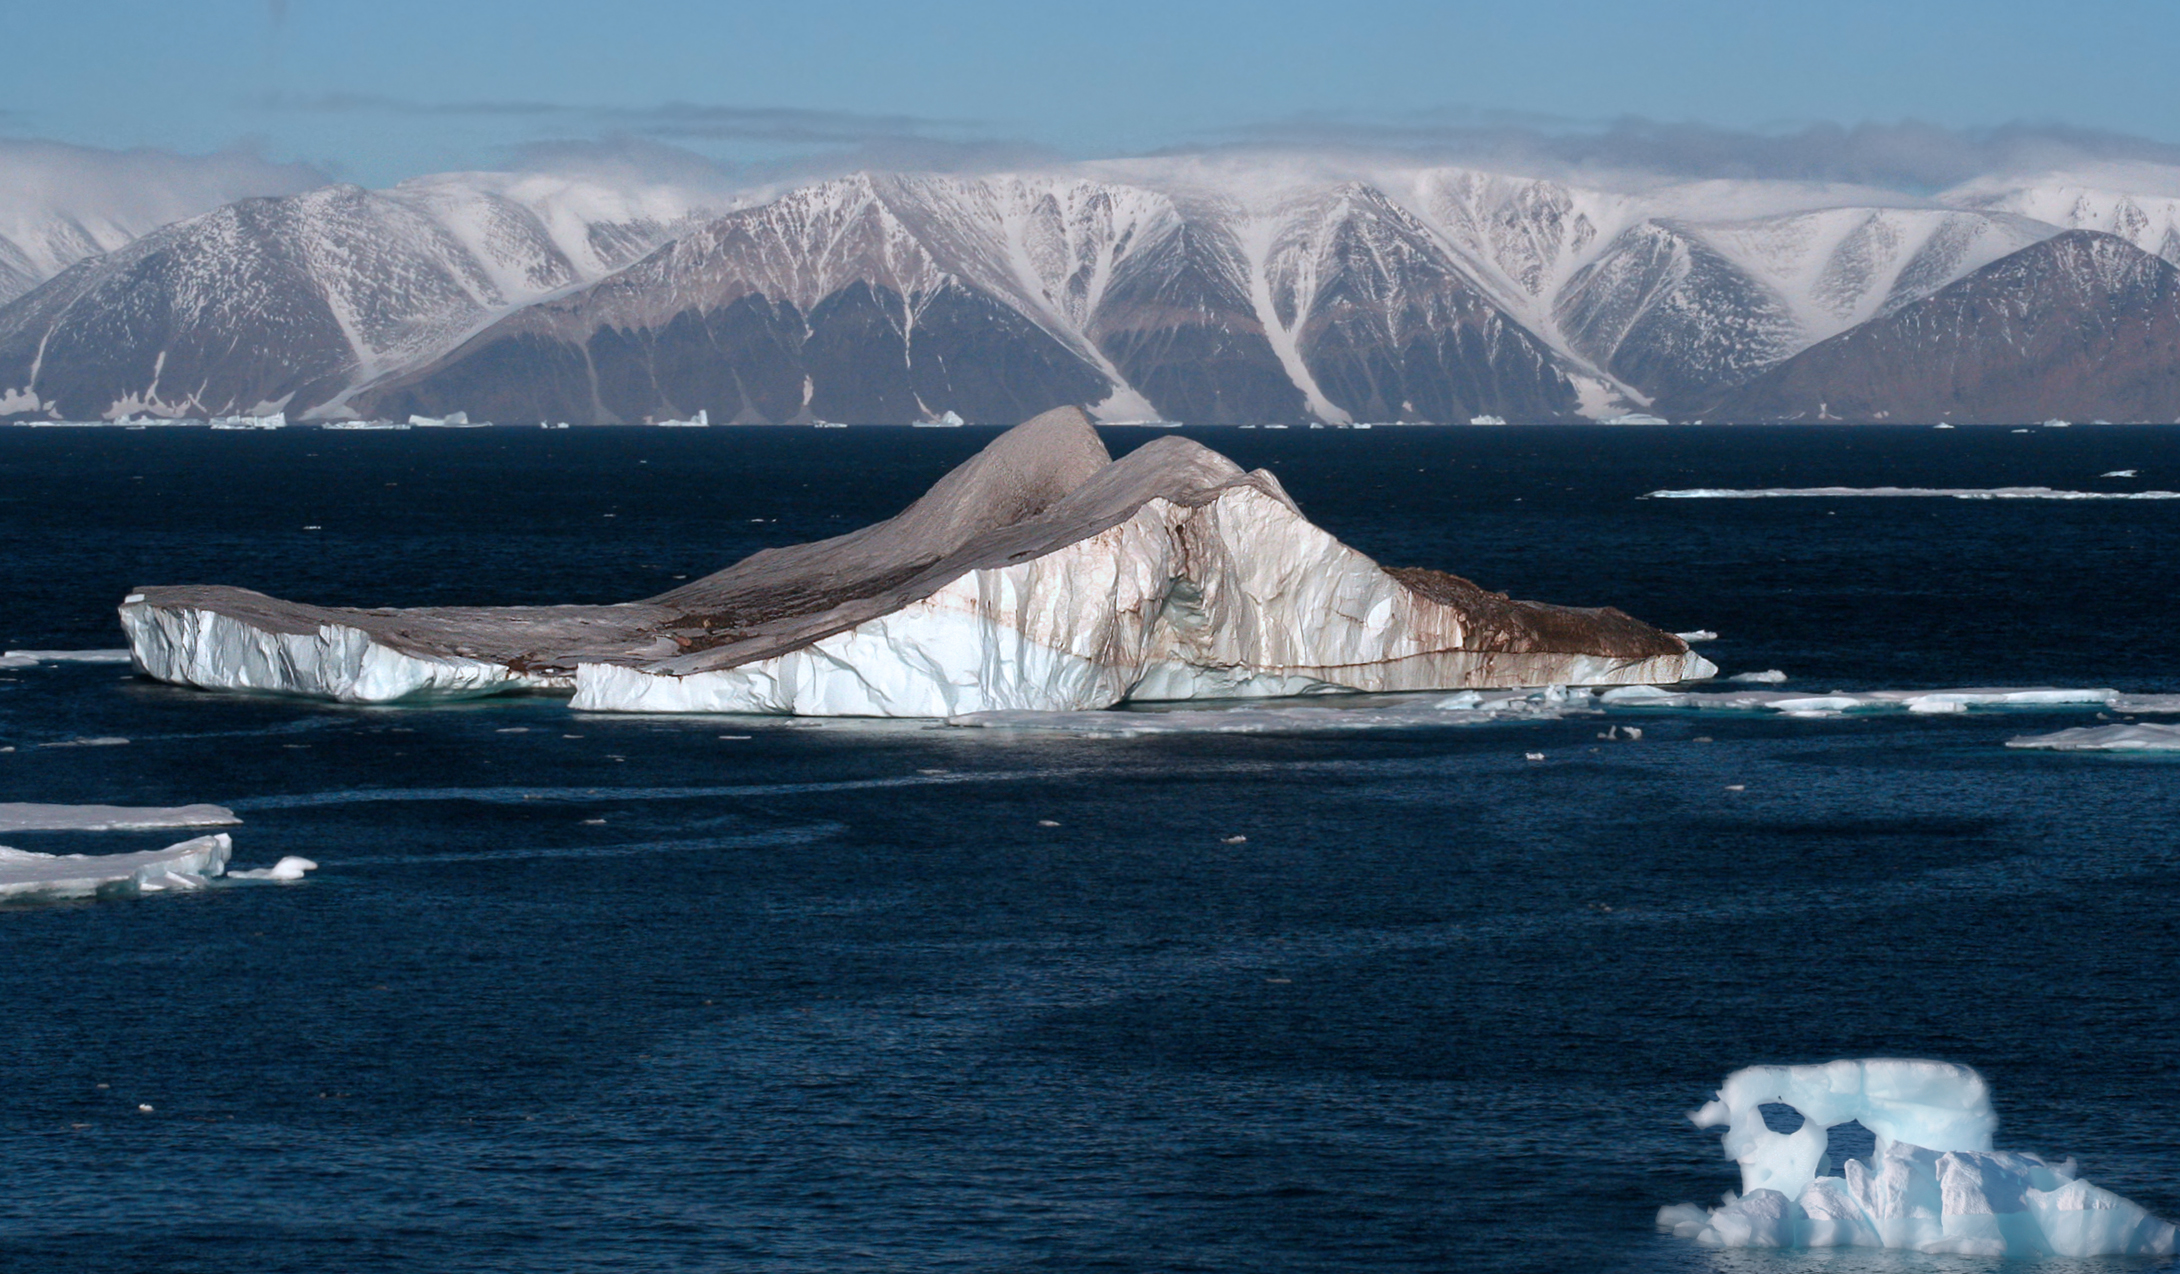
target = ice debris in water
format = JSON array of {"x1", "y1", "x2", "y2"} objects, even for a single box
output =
[
  {"x1": 0, "y1": 834, "x2": 232, "y2": 901},
  {"x1": 1726, "y1": 669, "x2": 1788, "y2": 684},
  {"x1": 2102, "y1": 469, "x2": 2138, "y2": 478},
  {"x1": 1675, "y1": 630, "x2": 1719, "y2": 643},
  {"x1": 227, "y1": 856, "x2": 318, "y2": 881},
  {"x1": 1659, "y1": 1059, "x2": 2176, "y2": 1257},
  {"x1": 0, "y1": 803, "x2": 239, "y2": 833},
  {"x1": 2006, "y1": 723, "x2": 2180, "y2": 752}
]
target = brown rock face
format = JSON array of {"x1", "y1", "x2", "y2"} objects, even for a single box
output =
[{"x1": 1706, "y1": 231, "x2": 2180, "y2": 423}]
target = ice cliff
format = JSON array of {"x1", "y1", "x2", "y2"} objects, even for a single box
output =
[
  {"x1": 1661, "y1": 1059, "x2": 2176, "y2": 1257},
  {"x1": 118, "y1": 407, "x2": 1713, "y2": 716}
]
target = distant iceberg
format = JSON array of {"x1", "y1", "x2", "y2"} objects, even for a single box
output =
[
  {"x1": 209, "y1": 411, "x2": 286, "y2": 430},
  {"x1": 1602, "y1": 412, "x2": 1670, "y2": 425},
  {"x1": 1467, "y1": 415, "x2": 1507, "y2": 426},
  {"x1": 1661, "y1": 1059, "x2": 2175, "y2": 1257},
  {"x1": 117, "y1": 407, "x2": 1714, "y2": 715},
  {"x1": 0, "y1": 833, "x2": 232, "y2": 902},
  {"x1": 913, "y1": 409, "x2": 967, "y2": 427}
]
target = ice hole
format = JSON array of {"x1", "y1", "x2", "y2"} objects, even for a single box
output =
[
  {"x1": 1824, "y1": 1118, "x2": 1875, "y2": 1168},
  {"x1": 1758, "y1": 1102, "x2": 1805, "y2": 1134}
]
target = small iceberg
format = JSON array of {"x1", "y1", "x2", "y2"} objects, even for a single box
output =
[
  {"x1": 656, "y1": 409, "x2": 709, "y2": 427},
  {"x1": 1468, "y1": 415, "x2": 1507, "y2": 426},
  {"x1": 1660, "y1": 1059, "x2": 2175, "y2": 1257},
  {"x1": 1602, "y1": 412, "x2": 1670, "y2": 425},
  {"x1": 0, "y1": 834, "x2": 232, "y2": 902},
  {"x1": 208, "y1": 412, "x2": 287, "y2": 430},
  {"x1": 408, "y1": 411, "x2": 480, "y2": 428},
  {"x1": 913, "y1": 409, "x2": 967, "y2": 428}
]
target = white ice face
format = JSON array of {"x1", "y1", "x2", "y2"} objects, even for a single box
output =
[
  {"x1": 0, "y1": 833, "x2": 232, "y2": 902},
  {"x1": 1661, "y1": 1059, "x2": 2177, "y2": 1258}
]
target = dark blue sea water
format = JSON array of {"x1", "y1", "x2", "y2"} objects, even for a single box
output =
[{"x1": 1, "y1": 425, "x2": 2176, "y2": 1273}]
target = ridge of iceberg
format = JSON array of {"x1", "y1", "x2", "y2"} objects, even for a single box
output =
[
  {"x1": 1660, "y1": 1059, "x2": 2176, "y2": 1258},
  {"x1": 117, "y1": 407, "x2": 1714, "y2": 716}
]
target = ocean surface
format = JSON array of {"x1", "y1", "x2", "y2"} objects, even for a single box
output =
[{"x1": 2, "y1": 424, "x2": 2176, "y2": 1273}]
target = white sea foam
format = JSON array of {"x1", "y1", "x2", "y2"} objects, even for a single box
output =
[
  {"x1": 2006, "y1": 723, "x2": 2180, "y2": 752},
  {"x1": 1644, "y1": 486, "x2": 2180, "y2": 500},
  {"x1": 1661, "y1": 1059, "x2": 2176, "y2": 1257},
  {"x1": 0, "y1": 833, "x2": 231, "y2": 901},
  {"x1": 0, "y1": 803, "x2": 239, "y2": 833}
]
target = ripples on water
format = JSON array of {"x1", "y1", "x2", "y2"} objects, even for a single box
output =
[{"x1": 1, "y1": 425, "x2": 2176, "y2": 1272}]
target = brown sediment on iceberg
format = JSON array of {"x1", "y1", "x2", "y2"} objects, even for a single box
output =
[{"x1": 118, "y1": 407, "x2": 1713, "y2": 714}]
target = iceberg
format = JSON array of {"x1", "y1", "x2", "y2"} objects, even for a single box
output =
[
  {"x1": 0, "y1": 833, "x2": 232, "y2": 902},
  {"x1": 1661, "y1": 1059, "x2": 2176, "y2": 1257},
  {"x1": 116, "y1": 407, "x2": 1714, "y2": 715}
]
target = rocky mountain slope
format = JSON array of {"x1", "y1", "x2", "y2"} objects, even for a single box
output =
[
  {"x1": 1706, "y1": 231, "x2": 2180, "y2": 423},
  {"x1": 7, "y1": 157, "x2": 2180, "y2": 422},
  {"x1": 0, "y1": 172, "x2": 727, "y2": 420}
]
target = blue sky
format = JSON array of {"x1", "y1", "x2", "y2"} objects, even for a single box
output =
[{"x1": 7, "y1": 0, "x2": 2180, "y2": 187}]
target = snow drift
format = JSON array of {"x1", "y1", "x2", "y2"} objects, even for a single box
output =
[
  {"x1": 1660, "y1": 1059, "x2": 2175, "y2": 1257},
  {"x1": 118, "y1": 407, "x2": 1713, "y2": 715}
]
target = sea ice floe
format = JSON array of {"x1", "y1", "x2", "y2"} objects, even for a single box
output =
[
  {"x1": 1644, "y1": 486, "x2": 2180, "y2": 500},
  {"x1": 0, "y1": 803, "x2": 240, "y2": 833},
  {"x1": 944, "y1": 683, "x2": 2180, "y2": 736},
  {"x1": 0, "y1": 833, "x2": 232, "y2": 901},
  {"x1": 2005, "y1": 723, "x2": 2180, "y2": 752},
  {"x1": 1660, "y1": 1059, "x2": 2176, "y2": 1257},
  {"x1": 2, "y1": 648, "x2": 134, "y2": 666}
]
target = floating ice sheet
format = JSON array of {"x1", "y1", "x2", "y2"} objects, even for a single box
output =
[
  {"x1": 946, "y1": 683, "x2": 2180, "y2": 735},
  {"x1": 2006, "y1": 723, "x2": 2180, "y2": 752},
  {"x1": 1660, "y1": 1059, "x2": 2176, "y2": 1257},
  {"x1": 0, "y1": 834, "x2": 231, "y2": 902},
  {"x1": 0, "y1": 803, "x2": 240, "y2": 833},
  {"x1": 1644, "y1": 486, "x2": 2180, "y2": 500},
  {"x1": 1, "y1": 649, "x2": 134, "y2": 665}
]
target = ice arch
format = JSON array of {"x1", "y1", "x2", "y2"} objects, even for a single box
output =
[{"x1": 1660, "y1": 1059, "x2": 2176, "y2": 1258}]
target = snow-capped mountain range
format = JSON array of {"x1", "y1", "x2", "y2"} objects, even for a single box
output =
[{"x1": 6, "y1": 152, "x2": 2180, "y2": 423}]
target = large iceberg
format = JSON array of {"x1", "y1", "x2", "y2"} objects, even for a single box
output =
[
  {"x1": 1660, "y1": 1059, "x2": 2176, "y2": 1257},
  {"x1": 118, "y1": 407, "x2": 1713, "y2": 716},
  {"x1": 0, "y1": 833, "x2": 232, "y2": 902}
]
